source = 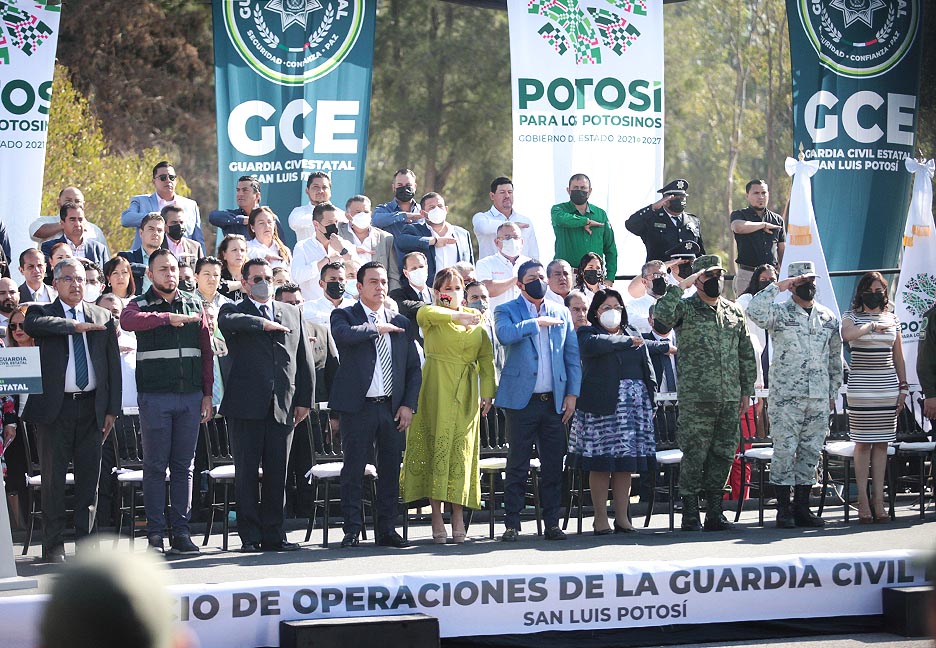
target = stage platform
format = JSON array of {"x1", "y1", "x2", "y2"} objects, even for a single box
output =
[{"x1": 3, "y1": 498, "x2": 934, "y2": 648}]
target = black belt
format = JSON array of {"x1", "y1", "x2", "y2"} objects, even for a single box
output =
[
  {"x1": 531, "y1": 392, "x2": 553, "y2": 402},
  {"x1": 365, "y1": 395, "x2": 390, "y2": 403},
  {"x1": 737, "y1": 264, "x2": 758, "y2": 272},
  {"x1": 65, "y1": 390, "x2": 95, "y2": 401}
]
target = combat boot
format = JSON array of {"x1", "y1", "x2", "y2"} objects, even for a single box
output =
[
  {"x1": 792, "y1": 485, "x2": 825, "y2": 527},
  {"x1": 703, "y1": 491, "x2": 735, "y2": 531},
  {"x1": 775, "y1": 485, "x2": 796, "y2": 529},
  {"x1": 680, "y1": 494, "x2": 702, "y2": 531}
]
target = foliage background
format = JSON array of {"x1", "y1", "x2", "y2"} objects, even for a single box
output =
[{"x1": 46, "y1": 0, "x2": 934, "y2": 264}]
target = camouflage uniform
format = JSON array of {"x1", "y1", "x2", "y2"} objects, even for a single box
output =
[
  {"x1": 917, "y1": 305, "x2": 936, "y2": 399},
  {"x1": 747, "y1": 283, "x2": 843, "y2": 486},
  {"x1": 654, "y1": 275, "x2": 757, "y2": 521}
]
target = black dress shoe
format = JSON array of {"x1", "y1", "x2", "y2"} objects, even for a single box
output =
[
  {"x1": 240, "y1": 542, "x2": 263, "y2": 553},
  {"x1": 340, "y1": 532, "x2": 360, "y2": 548},
  {"x1": 376, "y1": 531, "x2": 410, "y2": 548},
  {"x1": 501, "y1": 528, "x2": 519, "y2": 542},
  {"x1": 544, "y1": 526, "x2": 567, "y2": 541},
  {"x1": 614, "y1": 522, "x2": 638, "y2": 534},
  {"x1": 262, "y1": 541, "x2": 301, "y2": 552},
  {"x1": 593, "y1": 527, "x2": 613, "y2": 536},
  {"x1": 41, "y1": 550, "x2": 66, "y2": 564}
]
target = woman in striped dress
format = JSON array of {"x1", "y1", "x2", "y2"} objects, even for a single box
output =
[{"x1": 841, "y1": 272, "x2": 908, "y2": 523}]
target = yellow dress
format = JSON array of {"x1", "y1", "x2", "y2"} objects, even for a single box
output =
[{"x1": 400, "y1": 305, "x2": 496, "y2": 508}]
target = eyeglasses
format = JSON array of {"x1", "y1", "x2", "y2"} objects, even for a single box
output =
[
  {"x1": 598, "y1": 306, "x2": 624, "y2": 313},
  {"x1": 8, "y1": 323, "x2": 22, "y2": 331},
  {"x1": 646, "y1": 272, "x2": 666, "y2": 280},
  {"x1": 58, "y1": 275, "x2": 85, "y2": 284},
  {"x1": 156, "y1": 174, "x2": 177, "y2": 182}
]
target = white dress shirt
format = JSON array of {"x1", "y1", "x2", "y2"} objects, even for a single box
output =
[
  {"x1": 118, "y1": 329, "x2": 138, "y2": 410},
  {"x1": 288, "y1": 203, "x2": 346, "y2": 242},
  {"x1": 250, "y1": 298, "x2": 274, "y2": 319},
  {"x1": 430, "y1": 223, "x2": 458, "y2": 275},
  {"x1": 25, "y1": 283, "x2": 55, "y2": 303},
  {"x1": 302, "y1": 295, "x2": 355, "y2": 327},
  {"x1": 475, "y1": 253, "x2": 531, "y2": 310},
  {"x1": 623, "y1": 292, "x2": 657, "y2": 335},
  {"x1": 247, "y1": 238, "x2": 288, "y2": 269},
  {"x1": 361, "y1": 302, "x2": 392, "y2": 397},
  {"x1": 472, "y1": 206, "x2": 539, "y2": 260},
  {"x1": 64, "y1": 304, "x2": 98, "y2": 393}
]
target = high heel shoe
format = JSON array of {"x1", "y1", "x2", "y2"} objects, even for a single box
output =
[
  {"x1": 432, "y1": 528, "x2": 448, "y2": 544},
  {"x1": 857, "y1": 509, "x2": 874, "y2": 524},
  {"x1": 452, "y1": 529, "x2": 467, "y2": 544},
  {"x1": 873, "y1": 511, "x2": 891, "y2": 524}
]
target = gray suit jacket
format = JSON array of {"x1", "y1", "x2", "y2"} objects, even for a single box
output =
[{"x1": 337, "y1": 223, "x2": 400, "y2": 292}]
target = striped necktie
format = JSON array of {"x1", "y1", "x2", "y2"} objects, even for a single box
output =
[
  {"x1": 69, "y1": 307, "x2": 89, "y2": 390},
  {"x1": 370, "y1": 311, "x2": 393, "y2": 396}
]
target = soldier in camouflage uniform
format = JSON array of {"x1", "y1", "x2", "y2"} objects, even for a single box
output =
[
  {"x1": 747, "y1": 261, "x2": 843, "y2": 528},
  {"x1": 917, "y1": 304, "x2": 936, "y2": 421},
  {"x1": 654, "y1": 255, "x2": 756, "y2": 531}
]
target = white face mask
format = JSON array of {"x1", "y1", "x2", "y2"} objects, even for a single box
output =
[
  {"x1": 407, "y1": 267, "x2": 428, "y2": 288},
  {"x1": 599, "y1": 308, "x2": 622, "y2": 330},
  {"x1": 351, "y1": 212, "x2": 371, "y2": 230},
  {"x1": 500, "y1": 238, "x2": 522, "y2": 257},
  {"x1": 427, "y1": 206, "x2": 446, "y2": 225},
  {"x1": 83, "y1": 285, "x2": 101, "y2": 303},
  {"x1": 346, "y1": 282, "x2": 359, "y2": 298}
]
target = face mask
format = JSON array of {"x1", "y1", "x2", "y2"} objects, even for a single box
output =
[
  {"x1": 437, "y1": 291, "x2": 461, "y2": 308},
  {"x1": 407, "y1": 267, "x2": 428, "y2": 288},
  {"x1": 323, "y1": 223, "x2": 339, "y2": 238},
  {"x1": 583, "y1": 269, "x2": 603, "y2": 285},
  {"x1": 167, "y1": 223, "x2": 185, "y2": 240},
  {"x1": 250, "y1": 279, "x2": 272, "y2": 301},
  {"x1": 652, "y1": 321, "x2": 672, "y2": 336},
  {"x1": 351, "y1": 213, "x2": 371, "y2": 230},
  {"x1": 500, "y1": 238, "x2": 522, "y2": 257},
  {"x1": 757, "y1": 280, "x2": 773, "y2": 292},
  {"x1": 861, "y1": 292, "x2": 885, "y2": 310},
  {"x1": 179, "y1": 279, "x2": 196, "y2": 293},
  {"x1": 346, "y1": 282, "x2": 359, "y2": 298},
  {"x1": 427, "y1": 206, "x2": 446, "y2": 225},
  {"x1": 395, "y1": 186, "x2": 415, "y2": 203},
  {"x1": 523, "y1": 278, "x2": 547, "y2": 300},
  {"x1": 83, "y1": 285, "x2": 101, "y2": 303},
  {"x1": 599, "y1": 309, "x2": 622, "y2": 330},
  {"x1": 569, "y1": 189, "x2": 589, "y2": 206},
  {"x1": 667, "y1": 197, "x2": 687, "y2": 213},
  {"x1": 651, "y1": 277, "x2": 668, "y2": 297},
  {"x1": 794, "y1": 282, "x2": 817, "y2": 301},
  {"x1": 676, "y1": 263, "x2": 693, "y2": 279},
  {"x1": 467, "y1": 299, "x2": 488, "y2": 313},
  {"x1": 325, "y1": 281, "x2": 346, "y2": 300},
  {"x1": 701, "y1": 276, "x2": 723, "y2": 298}
]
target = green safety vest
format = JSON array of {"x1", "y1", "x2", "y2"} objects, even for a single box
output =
[{"x1": 132, "y1": 288, "x2": 204, "y2": 393}]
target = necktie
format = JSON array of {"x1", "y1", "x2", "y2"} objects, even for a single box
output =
[
  {"x1": 259, "y1": 304, "x2": 271, "y2": 320},
  {"x1": 70, "y1": 307, "x2": 89, "y2": 390},
  {"x1": 663, "y1": 353, "x2": 676, "y2": 392},
  {"x1": 371, "y1": 311, "x2": 393, "y2": 396}
]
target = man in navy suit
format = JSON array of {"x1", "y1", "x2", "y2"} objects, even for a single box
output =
[
  {"x1": 41, "y1": 203, "x2": 109, "y2": 269},
  {"x1": 330, "y1": 261, "x2": 421, "y2": 548},
  {"x1": 396, "y1": 192, "x2": 474, "y2": 285},
  {"x1": 494, "y1": 259, "x2": 581, "y2": 541}
]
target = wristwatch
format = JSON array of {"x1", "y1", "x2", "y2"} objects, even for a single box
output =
[{"x1": 339, "y1": 247, "x2": 349, "y2": 256}]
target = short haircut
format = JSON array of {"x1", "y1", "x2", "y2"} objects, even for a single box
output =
[
  {"x1": 745, "y1": 179, "x2": 767, "y2": 193},
  {"x1": 81, "y1": 259, "x2": 103, "y2": 276},
  {"x1": 152, "y1": 160, "x2": 172, "y2": 177},
  {"x1": 312, "y1": 201, "x2": 337, "y2": 222},
  {"x1": 564, "y1": 290, "x2": 588, "y2": 309},
  {"x1": 305, "y1": 171, "x2": 331, "y2": 189},
  {"x1": 275, "y1": 282, "x2": 301, "y2": 300},
  {"x1": 159, "y1": 204, "x2": 183, "y2": 220},
  {"x1": 464, "y1": 280, "x2": 484, "y2": 294},
  {"x1": 490, "y1": 176, "x2": 512, "y2": 193},
  {"x1": 319, "y1": 260, "x2": 345, "y2": 281},
  {"x1": 59, "y1": 201, "x2": 81, "y2": 220},
  {"x1": 586, "y1": 289, "x2": 627, "y2": 328},
  {"x1": 140, "y1": 212, "x2": 165, "y2": 230},
  {"x1": 147, "y1": 248, "x2": 176, "y2": 269},
  {"x1": 345, "y1": 194, "x2": 371, "y2": 211},
  {"x1": 517, "y1": 259, "x2": 544, "y2": 282},
  {"x1": 18, "y1": 247, "x2": 43, "y2": 267},
  {"x1": 419, "y1": 191, "x2": 442, "y2": 209},
  {"x1": 53, "y1": 258, "x2": 83, "y2": 280},
  {"x1": 641, "y1": 260, "x2": 665, "y2": 278},
  {"x1": 177, "y1": 259, "x2": 192, "y2": 272},
  {"x1": 238, "y1": 175, "x2": 260, "y2": 193},
  {"x1": 496, "y1": 221, "x2": 521, "y2": 238},
  {"x1": 96, "y1": 293, "x2": 122, "y2": 309},
  {"x1": 357, "y1": 260, "x2": 385, "y2": 284},
  {"x1": 569, "y1": 173, "x2": 591, "y2": 187},
  {"x1": 547, "y1": 258, "x2": 571, "y2": 275},
  {"x1": 393, "y1": 168, "x2": 416, "y2": 181},
  {"x1": 452, "y1": 260, "x2": 475, "y2": 275},
  {"x1": 242, "y1": 257, "x2": 271, "y2": 280},
  {"x1": 402, "y1": 251, "x2": 427, "y2": 269},
  {"x1": 195, "y1": 256, "x2": 223, "y2": 274},
  {"x1": 432, "y1": 267, "x2": 465, "y2": 291}
]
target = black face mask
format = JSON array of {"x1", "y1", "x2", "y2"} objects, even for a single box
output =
[
  {"x1": 323, "y1": 223, "x2": 339, "y2": 238},
  {"x1": 675, "y1": 262, "x2": 693, "y2": 279},
  {"x1": 569, "y1": 189, "x2": 589, "y2": 206},
  {"x1": 651, "y1": 277, "x2": 668, "y2": 297},
  {"x1": 757, "y1": 280, "x2": 773, "y2": 292},
  {"x1": 179, "y1": 279, "x2": 196, "y2": 293},
  {"x1": 583, "y1": 269, "x2": 603, "y2": 286},
  {"x1": 523, "y1": 278, "x2": 547, "y2": 300},
  {"x1": 701, "y1": 276, "x2": 723, "y2": 298},
  {"x1": 667, "y1": 197, "x2": 687, "y2": 213},
  {"x1": 167, "y1": 223, "x2": 184, "y2": 240},
  {"x1": 861, "y1": 292, "x2": 885, "y2": 310},
  {"x1": 395, "y1": 186, "x2": 415, "y2": 203},
  {"x1": 794, "y1": 282, "x2": 817, "y2": 302},
  {"x1": 325, "y1": 281, "x2": 346, "y2": 300},
  {"x1": 652, "y1": 321, "x2": 672, "y2": 336}
]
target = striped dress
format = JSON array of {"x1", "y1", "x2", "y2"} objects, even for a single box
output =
[{"x1": 844, "y1": 309, "x2": 899, "y2": 443}]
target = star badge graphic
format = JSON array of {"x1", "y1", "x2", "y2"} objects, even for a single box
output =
[
  {"x1": 829, "y1": 0, "x2": 886, "y2": 29},
  {"x1": 676, "y1": 180, "x2": 685, "y2": 189},
  {"x1": 265, "y1": 0, "x2": 322, "y2": 32}
]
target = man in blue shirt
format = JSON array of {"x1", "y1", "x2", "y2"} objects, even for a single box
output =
[{"x1": 372, "y1": 168, "x2": 422, "y2": 273}]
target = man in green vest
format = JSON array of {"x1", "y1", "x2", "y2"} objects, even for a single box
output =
[{"x1": 120, "y1": 248, "x2": 214, "y2": 554}]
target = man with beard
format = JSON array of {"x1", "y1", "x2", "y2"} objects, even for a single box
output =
[
  {"x1": 746, "y1": 261, "x2": 842, "y2": 528},
  {"x1": 550, "y1": 173, "x2": 617, "y2": 286},
  {"x1": 626, "y1": 179, "x2": 705, "y2": 267},
  {"x1": 0, "y1": 277, "x2": 19, "y2": 335},
  {"x1": 730, "y1": 180, "x2": 785, "y2": 295},
  {"x1": 120, "y1": 249, "x2": 214, "y2": 555},
  {"x1": 653, "y1": 255, "x2": 756, "y2": 532}
]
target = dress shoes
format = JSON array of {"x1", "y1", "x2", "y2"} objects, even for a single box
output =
[
  {"x1": 41, "y1": 547, "x2": 66, "y2": 564},
  {"x1": 262, "y1": 541, "x2": 301, "y2": 552},
  {"x1": 544, "y1": 526, "x2": 567, "y2": 541},
  {"x1": 614, "y1": 522, "x2": 638, "y2": 534},
  {"x1": 169, "y1": 535, "x2": 200, "y2": 555},
  {"x1": 340, "y1": 532, "x2": 360, "y2": 548},
  {"x1": 147, "y1": 534, "x2": 165, "y2": 554},
  {"x1": 240, "y1": 542, "x2": 263, "y2": 553},
  {"x1": 501, "y1": 528, "x2": 519, "y2": 542},
  {"x1": 376, "y1": 531, "x2": 409, "y2": 548},
  {"x1": 593, "y1": 527, "x2": 613, "y2": 536}
]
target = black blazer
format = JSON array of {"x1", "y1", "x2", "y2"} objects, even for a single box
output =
[
  {"x1": 117, "y1": 249, "x2": 147, "y2": 296},
  {"x1": 575, "y1": 325, "x2": 657, "y2": 416},
  {"x1": 305, "y1": 321, "x2": 339, "y2": 403},
  {"x1": 22, "y1": 298, "x2": 122, "y2": 429},
  {"x1": 218, "y1": 299, "x2": 314, "y2": 426},
  {"x1": 388, "y1": 285, "x2": 426, "y2": 343},
  {"x1": 329, "y1": 302, "x2": 421, "y2": 414},
  {"x1": 642, "y1": 332, "x2": 676, "y2": 392},
  {"x1": 18, "y1": 281, "x2": 55, "y2": 304}
]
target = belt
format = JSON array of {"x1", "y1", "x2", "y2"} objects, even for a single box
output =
[
  {"x1": 365, "y1": 396, "x2": 390, "y2": 403},
  {"x1": 531, "y1": 392, "x2": 553, "y2": 402},
  {"x1": 65, "y1": 390, "x2": 95, "y2": 401},
  {"x1": 737, "y1": 264, "x2": 758, "y2": 272}
]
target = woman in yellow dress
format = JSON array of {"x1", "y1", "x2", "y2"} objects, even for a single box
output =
[{"x1": 400, "y1": 267, "x2": 496, "y2": 544}]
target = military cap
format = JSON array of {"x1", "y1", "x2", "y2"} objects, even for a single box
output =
[
  {"x1": 691, "y1": 254, "x2": 724, "y2": 274},
  {"x1": 664, "y1": 240, "x2": 701, "y2": 260},
  {"x1": 658, "y1": 178, "x2": 689, "y2": 195},
  {"x1": 788, "y1": 261, "x2": 819, "y2": 279}
]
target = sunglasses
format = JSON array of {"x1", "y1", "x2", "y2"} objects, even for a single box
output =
[
  {"x1": 156, "y1": 174, "x2": 177, "y2": 182},
  {"x1": 251, "y1": 276, "x2": 273, "y2": 284},
  {"x1": 8, "y1": 322, "x2": 23, "y2": 331}
]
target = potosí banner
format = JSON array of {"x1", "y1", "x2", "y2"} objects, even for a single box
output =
[
  {"x1": 212, "y1": 0, "x2": 376, "y2": 247},
  {"x1": 0, "y1": 0, "x2": 60, "y2": 280},
  {"x1": 786, "y1": 0, "x2": 923, "y2": 310},
  {"x1": 508, "y1": 0, "x2": 663, "y2": 274}
]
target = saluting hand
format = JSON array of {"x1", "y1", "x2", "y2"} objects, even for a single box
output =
[
  {"x1": 376, "y1": 322, "x2": 405, "y2": 335},
  {"x1": 678, "y1": 269, "x2": 704, "y2": 290},
  {"x1": 452, "y1": 311, "x2": 480, "y2": 326},
  {"x1": 74, "y1": 321, "x2": 106, "y2": 333},
  {"x1": 536, "y1": 316, "x2": 563, "y2": 328},
  {"x1": 168, "y1": 313, "x2": 200, "y2": 327},
  {"x1": 262, "y1": 320, "x2": 290, "y2": 333}
]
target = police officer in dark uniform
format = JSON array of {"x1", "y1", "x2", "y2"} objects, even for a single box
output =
[{"x1": 626, "y1": 179, "x2": 705, "y2": 266}]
